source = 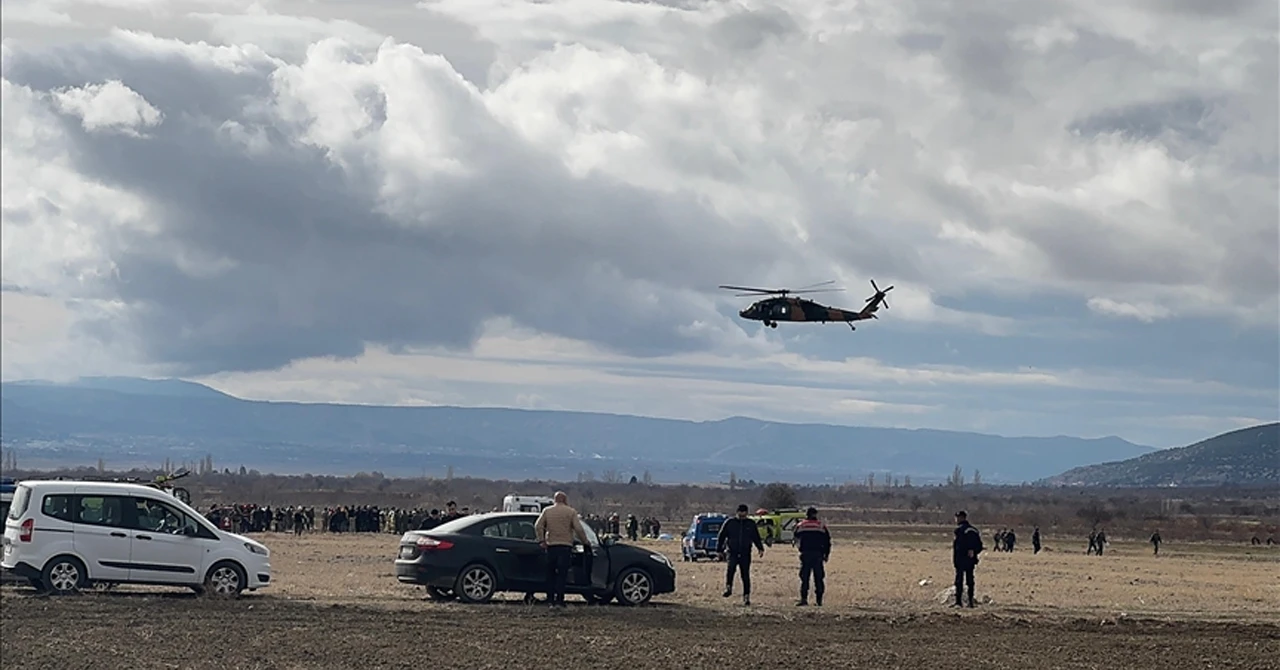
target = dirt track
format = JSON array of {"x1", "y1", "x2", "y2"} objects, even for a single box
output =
[{"x1": 2, "y1": 591, "x2": 1277, "y2": 670}]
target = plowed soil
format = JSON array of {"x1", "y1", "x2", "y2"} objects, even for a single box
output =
[{"x1": 3, "y1": 529, "x2": 1277, "y2": 669}]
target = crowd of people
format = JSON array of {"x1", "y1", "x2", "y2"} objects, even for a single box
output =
[{"x1": 195, "y1": 501, "x2": 655, "y2": 539}]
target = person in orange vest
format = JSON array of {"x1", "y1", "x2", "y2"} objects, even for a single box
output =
[{"x1": 793, "y1": 507, "x2": 831, "y2": 606}]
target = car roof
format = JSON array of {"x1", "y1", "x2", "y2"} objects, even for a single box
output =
[{"x1": 13, "y1": 480, "x2": 176, "y2": 496}]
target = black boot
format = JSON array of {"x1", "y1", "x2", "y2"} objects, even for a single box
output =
[
  {"x1": 967, "y1": 593, "x2": 976, "y2": 608},
  {"x1": 815, "y1": 592, "x2": 823, "y2": 607}
]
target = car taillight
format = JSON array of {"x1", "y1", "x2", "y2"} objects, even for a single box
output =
[
  {"x1": 415, "y1": 536, "x2": 453, "y2": 550},
  {"x1": 19, "y1": 518, "x2": 33, "y2": 542}
]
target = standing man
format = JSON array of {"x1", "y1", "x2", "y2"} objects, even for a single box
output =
[
  {"x1": 952, "y1": 510, "x2": 984, "y2": 609},
  {"x1": 1150, "y1": 530, "x2": 1162, "y2": 556},
  {"x1": 1032, "y1": 527, "x2": 1041, "y2": 554},
  {"x1": 717, "y1": 504, "x2": 765, "y2": 606},
  {"x1": 533, "y1": 491, "x2": 590, "y2": 609},
  {"x1": 793, "y1": 507, "x2": 831, "y2": 606}
]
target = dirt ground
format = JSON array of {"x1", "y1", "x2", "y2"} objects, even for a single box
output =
[{"x1": 3, "y1": 528, "x2": 1277, "y2": 669}]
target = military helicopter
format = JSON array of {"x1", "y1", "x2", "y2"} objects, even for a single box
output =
[{"x1": 719, "y1": 279, "x2": 893, "y2": 330}]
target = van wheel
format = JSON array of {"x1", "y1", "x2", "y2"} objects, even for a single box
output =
[
  {"x1": 203, "y1": 561, "x2": 246, "y2": 598},
  {"x1": 42, "y1": 556, "x2": 87, "y2": 594}
]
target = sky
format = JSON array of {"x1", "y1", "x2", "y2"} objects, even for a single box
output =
[{"x1": 1, "y1": 0, "x2": 1276, "y2": 450}]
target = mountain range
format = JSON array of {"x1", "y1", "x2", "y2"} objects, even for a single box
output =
[
  {"x1": 1038, "y1": 422, "x2": 1279, "y2": 487},
  {"x1": 0, "y1": 376, "x2": 1163, "y2": 484}
]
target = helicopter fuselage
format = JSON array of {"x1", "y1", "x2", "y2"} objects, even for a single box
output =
[{"x1": 740, "y1": 296, "x2": 877, "y2": 329}]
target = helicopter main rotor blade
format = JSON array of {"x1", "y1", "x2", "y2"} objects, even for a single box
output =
[
  {"x1": 719, "y1": 284, "x2": 784, "y2": 294},
  {"x1": 790, "y1": 288, "x2": 845, "y2": 295},
  {"x1": 796, "y1": 280, "x2": 838, "y2": 290}
]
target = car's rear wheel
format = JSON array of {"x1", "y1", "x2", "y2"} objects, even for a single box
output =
[
  {"x1": 454, "y1": 564, "x2": 497, "y2": 603},
  {"x1": 42, "y1": 556, "x2": 87, "y2": 595},
  {"x1": 425, "y1": 586, "x2": 455, "y2": 601},
  {"x1": 203, "y1": 561, "x2": 246, "y2": 598},
  {"x1": 614, "y1": 567, "x2": 653, "y2": 606}
]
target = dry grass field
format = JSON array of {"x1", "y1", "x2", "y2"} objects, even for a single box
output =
[{"x1": 3, "y1": 525, "x2": 1277, "y2": 669}]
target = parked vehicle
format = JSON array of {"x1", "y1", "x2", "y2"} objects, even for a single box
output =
[
  {"x1": 1, "y1": 480, "x2": 271, "y2": 597},
  {"x1": 680, "y1": 513, "x2": 728, "y2": 561},
  {"x1": 749, "y1": 514, "x2": 778, "y2": 546},
  {"x1": 0, "y1": 478, "x2": 18, "y2": 584},
  {"x1": 501, "y1": 495, "x2": 553, "y2": 513},
  {"x1": 750, "y1": 508, "x2": 808, "y2": 545},
  {"x1": 394, "y1": 511, "x2": 676, "y2": 606}
]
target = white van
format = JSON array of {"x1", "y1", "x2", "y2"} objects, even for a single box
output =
[
  {"x1": 1, "y1": 480, "x2": 271, "y2": 597},
  {"x1": 502, "y1": 495, "x2": 554, "y2": 513}
]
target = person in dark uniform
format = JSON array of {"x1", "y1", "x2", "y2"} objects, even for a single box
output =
[
  {"x1": 1032, "y1": 527, "x2": 1041, "y2": 554},
  {"x1": 793, "y1": 507, "x2": 831, "y2": 606},
  {"x1": 717, "y1": 504, "x2": 765, "y2": 606},
  {"x1": 952, "y1": 510, "x2": 984, "y2": 608},
  {"x1": 418, "y1": 509, "x2": 442, "y2": 530},
  {"x1": 1150, "y1": 530, "x2": 1162, "y2": 555}
]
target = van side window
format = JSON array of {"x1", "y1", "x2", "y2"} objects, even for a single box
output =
[
  {"x1": 77, "y1": 495, "x2": 129, "y2": 527},
  {"x1": 41, "y1": 495, "x2": 74, "y2": 522},
  {"x1": 130, "y1": 497, "x2": 198, "y2": 535}
]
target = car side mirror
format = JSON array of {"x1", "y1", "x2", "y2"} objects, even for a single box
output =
[
  {"x1": 182, "y1": 525, "x2": 198, "y2": 536},
  {"x1": 603, "y1": 535, "x2": 617, "y2": 547}
]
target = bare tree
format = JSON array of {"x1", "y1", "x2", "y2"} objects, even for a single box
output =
[
  {"x1": 759, "y1": 482, "x2": 798, "y2": 510},
  {"x1": 601, "y1": 469, "x2": 621, "y2": 484},
  {"x1": 973, "y1": 469, "x2": 982, "y2": 486}
]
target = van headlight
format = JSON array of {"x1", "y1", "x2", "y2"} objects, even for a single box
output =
[
  {"x1": 649, "y1": 553, "x2": 673, "y2": 569},
  {"x1": 244, "y1": 542, "x2": 270, "y2": 557}
]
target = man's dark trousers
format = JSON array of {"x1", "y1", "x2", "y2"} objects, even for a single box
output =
[
  {"x1": 725, "y1": 552, "x2": 752, "y2": 595},
  {"x1": 800, "y1": 551, "x2": 825, "y2": 603},
  {"x1": 954, "y1": 562, "x2": 975, "y2": 605},
  {"x1": 546, "y1": 545, "x2": 572, "y2": 604}
]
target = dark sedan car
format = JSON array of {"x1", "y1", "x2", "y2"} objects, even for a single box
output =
[{"x1": 395, "y1": 512, "x2": 676, "y2": 606}]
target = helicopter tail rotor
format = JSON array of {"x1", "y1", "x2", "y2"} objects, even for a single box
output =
[{"x1": 867, "y1": 279, "x2": 894, "y2": 310}]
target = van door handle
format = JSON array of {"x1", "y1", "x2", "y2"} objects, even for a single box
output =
[
  {"x1": 495, "y1": 548, "x2": 510, "y2": 553},
  {"x1": 110, "y1": 532, "x2": 127, "y2": 538},
  {"x1": 136, "y1": 535, "x2": 152, "y2": 541}
]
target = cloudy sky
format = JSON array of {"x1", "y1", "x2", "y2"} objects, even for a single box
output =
[{"x1": 2, "y1": 0, "x2": 1276, "y2": 449}]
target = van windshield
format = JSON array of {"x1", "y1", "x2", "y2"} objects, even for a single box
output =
[
  {"x1": 7, "y1": 485, "x2": 31, "y2": 520},
  {"x1": 700, "y1": 521, "x2": 723, "y2": 534}
]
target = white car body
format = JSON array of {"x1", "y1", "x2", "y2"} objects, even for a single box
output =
[
  {"x1": 501, "y1": 495, "x2": 554, "y2": 513},
  {"x1": 1, "y1": 480, "x2": 270, "y2": 596}
]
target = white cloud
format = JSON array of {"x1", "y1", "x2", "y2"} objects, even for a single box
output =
[
  {"x1": 1086, "y1": 296, "x2": 1172, "y2": 322},
  {"x1": 51, "y1": 80, "x2": 163, "y2": 134}
]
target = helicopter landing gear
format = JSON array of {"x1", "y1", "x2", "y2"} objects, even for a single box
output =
[
  {"x1": 765, "y1": 321, "x2": 777, "y2": 328},
  {"x1": 847, "y1": 322, "x2": 856, "y2": 331}
]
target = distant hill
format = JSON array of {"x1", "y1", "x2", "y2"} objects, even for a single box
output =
[
  {"x1": 0, "y1": 377, "x2": 1158, "y2": 483},
  {"x1": 1039, "y1": 423, "x2": 1279, "y2": 487}
]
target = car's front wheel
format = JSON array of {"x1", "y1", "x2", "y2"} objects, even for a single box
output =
[
  {"x1": 454, "y1": 564, "x2": 497, "y2": 603},
  {"x1": 614, "y1": 567, "x2": 653, "y2": 606}
]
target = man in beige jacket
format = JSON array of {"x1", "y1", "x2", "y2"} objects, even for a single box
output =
[{"x1": 534, "y1": 491, "x2": 591, "y2": 608}]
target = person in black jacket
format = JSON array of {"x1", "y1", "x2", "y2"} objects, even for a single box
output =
[
  {"x1": 792, "y1": 507, "x2": 831, "y2": 606},
  {"x1": 952, "y1": 510, "x2": 984, "y2": 608},
  {"x1": 717, "y1": 504, "x2": 765, "y2": 605}
]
